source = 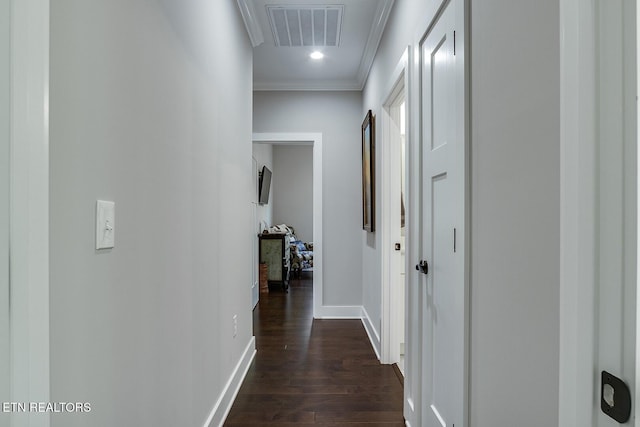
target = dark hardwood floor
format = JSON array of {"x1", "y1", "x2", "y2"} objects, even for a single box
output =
[{"x1": 224, "y1": 274, "x2": 405, "y2": 426}]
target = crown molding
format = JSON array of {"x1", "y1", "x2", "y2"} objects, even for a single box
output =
[
  {"x1": 236, "y1": 0, "x2": 264, "y2": 47},
  {"x1": 253, "y1": 79, "x2": 363, "y2": 91},
  {"x1": 356, "y1": 0, "x2": 395, "y2": 88},
  {"x1": 251, "y1": 0, "x2": 396, "y2": 91}
]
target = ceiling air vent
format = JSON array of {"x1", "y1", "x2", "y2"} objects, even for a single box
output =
[{"x1": 267, "y1": 5, "x2": 344, "y2": 47}]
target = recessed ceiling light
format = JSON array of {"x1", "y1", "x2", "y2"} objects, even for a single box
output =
[{"x1": 310, "y1": 51, "x2": 324, "y2": 60}]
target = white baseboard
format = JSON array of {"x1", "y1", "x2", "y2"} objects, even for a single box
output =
[
  {"x1": 203, "y1": 336, "x2": 256, "y2": 427},
  {"x1": 360, "y1": 306, "x2": 381, "y2": 360},
  {"x1": 313, "y1": 305, "x2": 381, "y2": 361},
  {"x1": 314, "y1": 305, "x2": 362, "y2": 319}
]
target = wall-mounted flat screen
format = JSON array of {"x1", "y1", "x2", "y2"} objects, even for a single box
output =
[{"x1": 259, "y1": 166, "x2": 272, "y2": 205}]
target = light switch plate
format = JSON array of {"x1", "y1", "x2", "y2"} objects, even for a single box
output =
[{"x1": 96, "y1": 200, "x2": 115, "y2": 250}]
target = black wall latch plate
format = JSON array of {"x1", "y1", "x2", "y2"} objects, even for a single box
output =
[{"x1": 601, "y1": 370, "x2": 632, "y2": 423}]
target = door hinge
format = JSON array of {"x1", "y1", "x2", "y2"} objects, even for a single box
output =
[
  {"x1": 453, "y1": 31, "x2": 456, "y2": 55},
  {"x1": 453, "y1": 228, "x2": 457, "y2": 253}
]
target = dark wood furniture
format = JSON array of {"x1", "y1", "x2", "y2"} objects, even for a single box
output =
[{"x1": 258, "y1": 233, "x2": 289, "y2": 291}]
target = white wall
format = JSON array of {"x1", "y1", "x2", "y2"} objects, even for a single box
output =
[
  {"x1": 253, "y1": 91, "x2": 362, "y2": 306},
  {"x1": 469, "y1": 1, "x2": 560, "y2": 425},
  {"x1": 252, "y1": 143, "x2": 273, "y2": 231},
  {"x1": 272, "y1": 145, "x2": 313, "y2": 242},
  {"x1": 49, "y1": 1, "x2": 253, "y2": 426},
  {"x1": 0, "y1": 0, "x2": 9, "y2": 421},
  {"x1": 363, "y1": 0, "x2": 561, "y2": 425},
  {"x1": 361, "y1": 0, "x2": 434, "y2": 366}
]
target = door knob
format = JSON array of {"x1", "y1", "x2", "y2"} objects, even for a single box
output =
[{"x1": 415, "y1": 260, "x2": 429, "y2": 275}]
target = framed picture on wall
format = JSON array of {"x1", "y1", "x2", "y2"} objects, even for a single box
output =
[{"x1": 362, "y1": 109, "x2": 375, "y2": 232}]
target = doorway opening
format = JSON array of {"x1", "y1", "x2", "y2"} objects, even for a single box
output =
[
  {"x1": 381, "y1": 50, "x2": 409, "y2": 375},
  {"x1": 251, "y1": 133, "x2": 323, "y2": 318},
  {"x1": 252, "y1": 142, "x2": 315, "y2": 304}
]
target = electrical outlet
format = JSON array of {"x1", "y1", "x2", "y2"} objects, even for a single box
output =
[{"x1": 233, "y1": 315, "x2": 238, "y2": 338}]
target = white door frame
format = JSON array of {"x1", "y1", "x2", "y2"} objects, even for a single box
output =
[
  {"x1": 251, "y1": 156, "x2": 260, "y2": 309},
  {"x1": 381, "y1": 48, "x2": 410, "y2": 366},
  {"x1": 252, "y1": 133, "x2": 323, "y2": 318},
  {"x1": 558, "y1": 1, "x2": 597, "y2": 425},
  {"x1": 9, "y1": 0, "x2": 51, "y2": 425},
  {"x1": 559, "y1": 0, "x2": 637, "y2": 426}
]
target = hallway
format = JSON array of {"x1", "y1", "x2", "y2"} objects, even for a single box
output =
[
  {"x1": 225, "y1": 276, "x2": 404, "y2": 426},
  {"x1": 4, "y1": 0, "x2": 593, "y2": 425}
]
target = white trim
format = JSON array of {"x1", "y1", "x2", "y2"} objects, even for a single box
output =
[
  {"x1": 252, "y1": 133, "x2": 324, "y2": 318},
  {"x1": 251, "y1": 157, "x2": 260, "y2": 309},
  {"x1": 380, "y1": 48, "x2": 409, "y2": 366},
  {"x1": 356, "y1": 0, "x2": 396, "y2": 88},
  {"x1": 637, "y1": 2, "x2": 640, "y2": 422},
  {"x1": 253, "y1": 79, "x2": 362, "y2": 92},
  {"x1": 236, "y1": 0, "x2": 264, "y2": 47},
  {"x1": 558, "y1": 1, "x2": 597, "y2": 426},
  {"x1": 314, "y1": 305, "x2": 362, "y2": 319},
  {"x1": 405, "y1": 15, "x2": 425, "y2": 426},
  {"x1": 9, "y1": 0, "x2": 50, "y2": 426},
  {"x1": 361, "y1": 306, "x2": 381, "y2": 360},
  {"x1": 460, "y1": 2, "x2": 470, "y2": 427},
  {"x1": 203, "y1": 337, "x2": 256, "y2": 427}
]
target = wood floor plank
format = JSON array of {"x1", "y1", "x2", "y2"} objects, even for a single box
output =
[{"x1": 224, "y1": 276, "x2": 404, "y2": 426}]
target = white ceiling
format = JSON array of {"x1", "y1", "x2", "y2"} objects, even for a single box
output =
[{"x1": 238, "y1": 0, "x2": 395, "y2": 91}]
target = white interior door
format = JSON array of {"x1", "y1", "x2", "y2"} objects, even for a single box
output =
[
  {"x1": 396, "y1": 100, "x2": 407, "y2": 373},
  {"x1": 418, "y1": 1, "x2": 466, "y2": 426},
  {"x1": 388, "y1": 90, "x2": 406, "y2": 368}
]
